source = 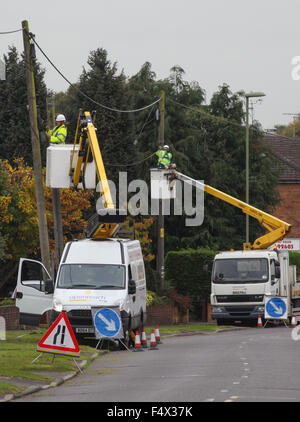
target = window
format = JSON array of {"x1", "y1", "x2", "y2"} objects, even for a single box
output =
[
  {"x1": 56, "y1": 264, "x2": 125, "y2": 289},
  {"x1": 21, "y1": 261, "x2": 49, "y2": 292},
  {"x1": 213, "y1": 258, "x2": 269, "y2": 284}
]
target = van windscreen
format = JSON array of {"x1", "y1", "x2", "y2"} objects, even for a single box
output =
[{"x1": 56, "y1": 264, "x2": 125, "y2": 289}]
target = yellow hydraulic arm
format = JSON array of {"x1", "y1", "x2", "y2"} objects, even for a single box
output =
[
  {"x1": 70, "y1": 111, "x2": 125, "y2": 239},
  {"x1": 169, "y1": 170, "x2": 291, "y2": 250}
]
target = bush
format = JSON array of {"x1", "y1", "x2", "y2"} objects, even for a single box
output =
[
  {"x1": 289, "y1": 251, "x2": 300, "y2": 276},
  {"x1": 146, "y1": 290, "x2": 170, "y2": 307},
  {"x1": 165, "y1": 248, "x2": 218, "y2": 299},
  {"x1": 0, "y1": 298, "x2": 15, "y2": 307}
]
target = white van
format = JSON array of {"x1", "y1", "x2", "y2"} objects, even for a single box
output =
[{"x1": 15, "y1": 238, "x2": 147, "y2": 346}]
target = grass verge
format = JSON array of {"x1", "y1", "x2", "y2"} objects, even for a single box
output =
[
  {"x1": 0, "y1": 381, "x2": 25, "y2": 395},
  {"x1": 145, "y1": 322, "x2": 222, "y2": 336},
  {"x1": 0, "y1": 329, "x2": 98, "y2": 394}
]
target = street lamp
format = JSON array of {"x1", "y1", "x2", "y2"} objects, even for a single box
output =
[{"x1": 245, "y1": 92, "x2": 265, "y2": 245}]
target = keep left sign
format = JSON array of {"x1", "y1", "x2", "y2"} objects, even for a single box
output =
[{"x1": 265, "y1": 297, "x2": 288, "y2": 320}]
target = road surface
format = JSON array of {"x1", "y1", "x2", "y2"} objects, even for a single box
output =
[{"x1": 15, "y1": 325, "x2": 300, "y2": 403}]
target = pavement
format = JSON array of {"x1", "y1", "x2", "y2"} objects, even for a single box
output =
[{"x1": 0, "y1": 326, "x2": 247, "y2": 402}]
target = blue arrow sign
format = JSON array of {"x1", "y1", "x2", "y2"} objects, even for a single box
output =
[
  {"x1": 93, "y1": 308, "x2": 121, "y2": 338},
  {"x1": 265, "y1": 297, "x2": 287, "y2": 319}
]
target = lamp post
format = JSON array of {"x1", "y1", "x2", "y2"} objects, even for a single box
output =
[{"x1": 245, "y1": 92, "x2": 265, "y2": 245}]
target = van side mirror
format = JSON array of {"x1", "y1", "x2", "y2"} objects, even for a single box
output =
[
  {"x1": 45, "y1": 279, "x2": 54, "y2": 294},
  {"x1": 128, "y1": 279, "x2": 136, "y2": 295}
]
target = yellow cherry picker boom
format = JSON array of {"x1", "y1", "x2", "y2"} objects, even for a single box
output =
[
  {"x1": 69, "y1": 110, "x2": 126, "y2": 239},
  {"x1": 166, "y1": 170, "x2": 291, "y2": 250},
  {"x1": 161, "y1": 168, "x2": 296, "y2": 325}
]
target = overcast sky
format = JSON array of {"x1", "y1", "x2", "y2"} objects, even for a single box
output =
[{"x1": 1, "y1": 0, "x2": 300, "y2": 130}]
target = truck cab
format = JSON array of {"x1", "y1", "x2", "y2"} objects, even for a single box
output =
[{"x1": 210, "y1": 250, "x2": 290, "y2": 324}]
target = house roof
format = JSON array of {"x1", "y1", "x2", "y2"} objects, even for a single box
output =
[{"x1": 263, "y1": 134, "x2": 300, "y2": 183}]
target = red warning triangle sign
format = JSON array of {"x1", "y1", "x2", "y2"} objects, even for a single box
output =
[{"x1": 37, "y1": 312, "x2": 80, "y2": 357}]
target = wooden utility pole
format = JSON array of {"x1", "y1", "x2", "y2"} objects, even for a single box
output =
[
  {"x1": 22, "y1": 20, "x2": 51, "y2": 273},
  {"x1": 157, "y1": 91, "x2": 165, "y2": 292},
  {"x1": 51, "y1": 188, "x2": 64, "y2": 269}
]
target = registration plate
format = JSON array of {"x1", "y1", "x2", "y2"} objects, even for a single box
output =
[{"x1": 75, "y1": 327, "x2": 94, "y2": 334}]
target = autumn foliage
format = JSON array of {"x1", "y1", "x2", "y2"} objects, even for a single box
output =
[
  {"x1": 122, "y1": 215, "x2": 155, "y2": 263},
  {"x1": 0, "y1": 158, "x2": 93, "y2": 291}
]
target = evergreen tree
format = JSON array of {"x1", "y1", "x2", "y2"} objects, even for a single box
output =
[
  {"x1": 164, "y1": 84, "x2": 280, "y2": 251},
  {"x1": 55, "y1": 48, "x2": 137, "y2": 183},
  {"x1": 0, "y1": 46, "x2": 48, "y2": 166},
  {"x1": 128, "y1": 74, "x2": 279, "y2": 253}
]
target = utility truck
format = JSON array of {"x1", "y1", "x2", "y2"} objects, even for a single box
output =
[
  {"x1": 162, "y1": 170, "x2": 299, "y2": 325},
  {"x1": 211, "y1": 249, "x2": 297, "y2": 325},
  {"x1": 15, "y1": 111, "x2": 147, "y2": 347}
]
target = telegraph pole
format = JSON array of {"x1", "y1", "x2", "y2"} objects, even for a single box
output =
[
  {"x1": 157, "y1": 91, "x2": 165, "y2": 292},
  {"x1": 22, "y1": 20, "x2": 51, "y2": 273},
  {"x1": 51, "y1": 188, "x2": 64, "y2": 269},
  {"x1": 47, "y1": 95, "x2": 64, "y2": 269}
]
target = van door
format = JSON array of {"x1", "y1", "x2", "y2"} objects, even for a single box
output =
[
  {"x1": 127, "y1": 242, "x2": 146, "y2": 327},
  {"x1": 127, "y1": 264, "x2": 139, "y2": 320},
  {"x1": 15, "y1": 258, "x2": 53, "y2": 326}
]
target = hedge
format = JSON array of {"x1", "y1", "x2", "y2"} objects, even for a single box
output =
[
  {"x1": 165, "y1": 250, "x2": 300, "y2": 300},
  {"x1": 289, "y1": 251, "x2": 300, "y2": 275},
  {"x1": 165, "y1": 248, "x2": 218, "y2": 299}
]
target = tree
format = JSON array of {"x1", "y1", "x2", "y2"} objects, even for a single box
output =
[
  {"x1": 53, "y1": 48, "x2": 138, "y2": 183},
  {"x1": 0, "y1": 46, "x2": 48, "y2": 166},
  {"x1": 122, "y1": 215, "x2": 155, "y2": 263},
  {"x1": 127, "y1": 63, "x2": 205, "y2": 179},
  {"x1": 0, "y1": 158, "x2": 93, "y2": 294},
  {"x1": 276, "y1": 115, "x2": 300, "y2": 137},
  {"x1": 166, "y1": 84, "x2": 280, "y2": 251}
]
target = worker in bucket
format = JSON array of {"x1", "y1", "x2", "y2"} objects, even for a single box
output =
[
  {"x1": 46, "y1": 114, "x2": 67, "y2": 145},
  {"x1": 156, "y1": 145, "x2": 173, "y2": 168}
]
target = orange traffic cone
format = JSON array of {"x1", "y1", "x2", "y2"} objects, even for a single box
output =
[
  {"x1": 257, "y1": 315, "x2": 263, "y2": 327},
  {"x1": 133, "y1": 331, "x2": 144, "y2": 352},
  {"x1": 291, "y1": 314, "x2": 297, "y2": 327},
  {"x1": 149, "y1": 329, "x2": 159, "y2": 350},
  {"x1": 155, "y1": 324, "x2": 162, "y2": 344},
  {"x1": 141, "y1": 328, "x2": 148, "y2": 348}
]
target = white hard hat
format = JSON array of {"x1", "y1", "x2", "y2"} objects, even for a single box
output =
[
  {"x1": 56, "y1": 114, "x2": 66, "y2": 122},
  {"x1": 163, "y1": 145, "x2": 169, "y2": 150}
]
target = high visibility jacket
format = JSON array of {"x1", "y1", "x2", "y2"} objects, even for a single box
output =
[
  {"x1": 47, "y1": 124, "x2": 67, "y2": 144},
  {"x1": 156, "y1": 150, "x2": 172, "y2": 167}
]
